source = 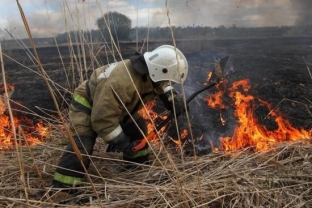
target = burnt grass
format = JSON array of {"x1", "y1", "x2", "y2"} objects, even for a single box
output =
[{"x1": 1, "y1": 37, "x2": 312, "y2": 151}]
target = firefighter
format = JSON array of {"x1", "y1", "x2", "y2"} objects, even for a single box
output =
[{"x1": 51, "y1": 45, "x2": 188, "y2": 191}]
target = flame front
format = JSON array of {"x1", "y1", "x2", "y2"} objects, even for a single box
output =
[
  {"x1": 0, "y1": 86, "x2": 49, "y2": 150},
  {"x1": 206, "y1": 79, "x2": 311, "y2": 152},
  {"x1": 138, "y1": 100, "x2": 167, "y2": 133}
]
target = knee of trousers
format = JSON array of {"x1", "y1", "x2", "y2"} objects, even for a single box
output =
[
  {"x1": 69, "y1": 135, "x2": 96, "y2": 155},
  {"x1": 55, "y1": 135, "x2": 96, "y2": 178}
]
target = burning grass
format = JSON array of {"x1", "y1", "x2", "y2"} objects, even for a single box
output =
[
  {"x1": 0, "y1": 1, "x2": 311, "y2": 207},
  {"x1": 1, "y1": 35, "x2": 311, "y2": 208},
  {"x1": 1, "y1": 135, "x2": 312, "y2": 207},
  {"x1": 206, "y1": 79, "x2": 311, "y2": 152}
]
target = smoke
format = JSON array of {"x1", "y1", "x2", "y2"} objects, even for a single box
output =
[
  {"x1": 1, "y1": 0, "x2": 311, "y2": 39},
  {"x1": 290, "y1": 0, "x2": 312, "y2": 25},
  {"x1": 166, "y1": 0, "x2": 297, "y2": 27},
  {"x1": 149, "y1": 0, "x2": 311, "y2": 27}
]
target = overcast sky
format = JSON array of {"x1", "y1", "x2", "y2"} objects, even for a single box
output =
[{"x1": 0, "y1": 0, "x2": 310, "y2": 39}]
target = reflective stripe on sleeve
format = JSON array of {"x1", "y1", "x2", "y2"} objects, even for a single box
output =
[
  {"x1": 54, "y1": 172, "x2": 83, "y2": 185},
  {"x1": 73, "y1": 93, "x2": 92, "y2": 109},
  {"x1": 102, "y1": 125, "x2": 123, "y2": 142}
]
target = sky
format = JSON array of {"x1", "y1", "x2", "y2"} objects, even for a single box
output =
[{"x1": 0, "y1": 0, "x2": 311, "y2": 39}]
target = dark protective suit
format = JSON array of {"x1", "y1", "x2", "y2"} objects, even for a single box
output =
[{"x1": 53, "y1": 56, "x2": 172, "y2": 185}]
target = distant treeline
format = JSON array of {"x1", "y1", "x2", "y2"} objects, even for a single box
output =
[
  {"x1": 2, "y1": 25, "x2": 312, "y2": 48},
  {"x1": 55, "y1": 25, "x2": 312, "y2": 43}
]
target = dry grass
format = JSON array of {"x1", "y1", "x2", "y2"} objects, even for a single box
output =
[
  {"x1": 1, "y1": 1, "x2": 312, "y2": 207},
  {"x1": 1, "y1": 135, "x2": 312, "y2": 207}
]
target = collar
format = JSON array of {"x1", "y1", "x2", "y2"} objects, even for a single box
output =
[{"x1": 129, "y1": 52, "x2": 149, "y2": 75}]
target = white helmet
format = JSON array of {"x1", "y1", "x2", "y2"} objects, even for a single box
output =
[{"x1": 143, "y1": 45, "x2": 188, "y2": 83}]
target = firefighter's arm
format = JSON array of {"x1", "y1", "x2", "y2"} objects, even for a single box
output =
[{"x1": 91, "y1": 78, "x2": 123, "y2": 141}]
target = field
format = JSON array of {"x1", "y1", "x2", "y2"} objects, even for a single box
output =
[{"x1": 0, "y1": 37, "x2": 312, "y2": 207}]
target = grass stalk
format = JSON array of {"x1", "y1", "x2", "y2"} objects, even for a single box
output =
[{"x1": 16, "y1": 0, "x2": 102, "y2": 206}]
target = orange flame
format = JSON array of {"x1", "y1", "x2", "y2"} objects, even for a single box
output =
[
  {"x1": 36, "y1": 121, "x2": 49, "y2": 137},
  {"x1": 205, "y1": 82, "x2": 226, "y2": 109},
  {"x1": 206, "y1": 79, "x2": 311, "y2": 152},
  {"x1": 138, "y1": 100, "x2": 166, "y2": 133},
  {"x1": 204, "y1": 71, "x2": 213, "y2": 85},
  {"x1": 181, "y1": 129, "x2": 188, "y2": 139},
  {"x1": 138, "y1": 100, "x2": 168, "y2": 142},
  {"x1": 0, "y1": 85, "x2": 49, "y2": 150}
]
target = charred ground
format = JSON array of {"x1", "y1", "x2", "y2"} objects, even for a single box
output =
[
  {"x1": 1, "y1": 37, "x2": 312, "y2": 147},
  {"x1": 174, "y1": 37, "x2": 311, "y2": 154}
]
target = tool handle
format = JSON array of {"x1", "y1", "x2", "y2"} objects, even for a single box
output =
[
  {"x1": 156, "y1": 82, "x2": 217, "y2": 131},
  {"x1": 132, "y1": 131, "x2": 156, "y2": 152},
  {"x1": 186, "y1": 82, "x2": 217, "y2": 103}
]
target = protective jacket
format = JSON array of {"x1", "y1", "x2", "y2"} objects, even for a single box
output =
[{"x1": 72, "y1": 59, "x2": 167, "y2": 140}]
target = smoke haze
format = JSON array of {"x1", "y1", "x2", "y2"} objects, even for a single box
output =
[
  {"x1": 290, "y1": 0, "x2": 312, "y2": 25},
  {"x1": 0, "y1": 0, "x2": 311, "y2": 39}
]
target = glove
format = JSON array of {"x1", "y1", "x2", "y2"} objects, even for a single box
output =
[
  {"x1": 159, "y1": 90, "x2": 185, "y2": 116},
  {"x1": 107, "y1": 132, "x2": 137, "y2": 156}
]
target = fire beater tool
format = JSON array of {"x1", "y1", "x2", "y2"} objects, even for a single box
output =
[{"x1": 132, "y1": 55, "x2": 234, "y2": 152}]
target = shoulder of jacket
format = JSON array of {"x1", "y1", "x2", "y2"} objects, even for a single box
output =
[
  {"x1": 95, "y1": 59, "x2": 133, "y2": 79},
  {"x1": 96, "y1": 63, "x2": 117, "y2": 79}
]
